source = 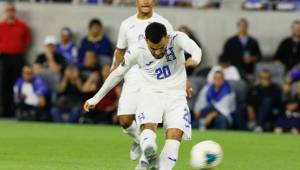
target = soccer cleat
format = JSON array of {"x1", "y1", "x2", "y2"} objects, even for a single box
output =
[
  {"x1": 134, "y1": 160, "x2": 148, "y2": 170},
  {"x1": 130, "y1": 141, "x2": 142, "y2": 161},
  {"x1": 144, "y1": 146, "x2": 159, "y2": 170}
]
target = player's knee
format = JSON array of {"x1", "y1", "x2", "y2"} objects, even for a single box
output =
[
  {"x1": 166, "y1": 128, "x2": 183, "y2": 141},
  {"x1": 140, "y1": 123, "x2": 157, "y2": 132},
  {"x1": 119, "y1": 115, "x2": 134, "y2": 129}
]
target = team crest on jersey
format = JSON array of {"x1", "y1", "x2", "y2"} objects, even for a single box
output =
[{"x1": 166, "y1": 47, "x2": 176, "y2": 62}]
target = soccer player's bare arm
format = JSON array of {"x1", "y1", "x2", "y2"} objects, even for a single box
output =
[
  {"x1": 84, "y1": 50, "x2": 138, "y2": 112},
  {"x1": 110, "y1": 21, "x2": 127, "y2": 72},
  {"x1": 110, "y1": 48, "x2": 126, "y2": 72}
]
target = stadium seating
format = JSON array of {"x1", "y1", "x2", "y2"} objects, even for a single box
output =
[
  {"x1": 187, "y1": 76, "x2": 207, "y2": 111},
  {"x1": 37, "y1": 72, "x2": 61, "y2": 104}
]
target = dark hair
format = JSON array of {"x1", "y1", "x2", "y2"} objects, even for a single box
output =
[
  {"x1": 61, "y1": 27, "x2": 73, "y2": 37},
  {"x1": 218, "y1": 54, "x2": 231, "y2": 64},
  {"x1": 89, "y1": 18, "x2": 102, "y2": 29},
  {"x1": 145, "y1": 22, "x2": 167, "y2": 44}
]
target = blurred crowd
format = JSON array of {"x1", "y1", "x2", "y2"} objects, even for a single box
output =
[
  {"x1": 18, "y1": 0, "x2": 300, "y2": 11},
  {"x1": 0, "y1": 2, "x2": 300, "y2": 134}
]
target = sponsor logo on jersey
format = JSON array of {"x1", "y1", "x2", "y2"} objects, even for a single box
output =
[
  {"x1": 168, "y1": 157, "x2": 177, "y2": 162},
  {"x1": 145, "y1": 61, "x2": 154, "y2": 66}
]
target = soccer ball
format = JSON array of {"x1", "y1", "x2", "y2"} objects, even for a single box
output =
[{"x1": 190, "y1": 140, "x2": 223, "y2": 169}]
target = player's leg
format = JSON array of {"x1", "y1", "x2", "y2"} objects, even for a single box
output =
[
  {"x1": 118, "y1": 114, "x2": 142, "y2": 161},
  {"x1": 135, "y1": 92, "x2": 164, "y2": 170},
  {"x1": 118, "y1": 90, "x2": 141, "y2": 160},
  {"x1": 135, "y1": 154, "x2": 149, "y2": 170},
  {"x1": 160, "y1": 96, "x2": 192, "y2": 170},
  {"x1": 119, "y1": 115, "x2": 138, "y2": 139},
  {"x1": 159, "y1": 128, "x2": 183, "y2": 170},
  {"x1": 139, "y1": 123, "x2": 159, "y2": 170}
]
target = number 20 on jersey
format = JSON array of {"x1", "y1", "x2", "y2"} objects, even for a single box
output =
[{"x1": 155, "y1": 65, "x2": 171, "y2": 80}]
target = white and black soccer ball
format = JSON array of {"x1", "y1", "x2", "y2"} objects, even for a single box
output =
[{"x1": 190, "y1": 140, "x2": 223, "y2": 169}]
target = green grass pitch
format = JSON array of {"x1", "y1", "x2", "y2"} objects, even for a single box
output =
[{"x1": 0, "y1": 120, "x2": 299, "y2": 170}]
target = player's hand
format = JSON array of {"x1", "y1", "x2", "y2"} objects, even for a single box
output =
[
  {"x1": 185, "y1": 58, "x2": 198, "y2": 68},
  {"x1": 83, "y1": 101, "x2": 95, "y2": 112},
  {"x1": 186, "y1": 82, "x2": 193, "y2": 99}
]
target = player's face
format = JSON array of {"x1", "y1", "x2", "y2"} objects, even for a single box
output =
[
  {"x1": 136, "y1": 0, "x2": 155, "y2": 14},
  {"x1": 146, "y1": 36, "x2": 169, "y2": 59}
]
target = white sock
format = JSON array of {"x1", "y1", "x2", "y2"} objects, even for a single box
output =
[
  {"x1": 140, "y1": 129, "x2": 157, "y2": 152},
  {"x1": 122, "y1": 121, "x2": 139, "y2": 143},
  {"x1": 159, "y1": 139, "x2": 181, "y2": 170},
  {"x1": 139, "y1": 152, "x2": 148, "y2": 164}
]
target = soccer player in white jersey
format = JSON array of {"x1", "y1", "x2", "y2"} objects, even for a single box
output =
[
  {"x1": 84, "y1": 22, "x2": 202, "y2": 170},
  {"x1": 110, "y1": 0, "x2": 174, "y2": 164}
]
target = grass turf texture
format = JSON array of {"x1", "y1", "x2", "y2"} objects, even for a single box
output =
[{"x1": 0, "y1": 120, "x2": 299, "y2": 170}]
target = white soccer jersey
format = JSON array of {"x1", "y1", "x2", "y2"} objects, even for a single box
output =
[
  {"x1": 125, "y1": 32, "x2": 200, "y2": 96},
  {"x1": 116, "y1": 12, "x2": 174, "y2": 91},
  {"x1": 117, "y1": 12, "x2": 174, "y2": 50},
  {"x1": 87, "y1": 32, "x2": 202, "y2": 105}
]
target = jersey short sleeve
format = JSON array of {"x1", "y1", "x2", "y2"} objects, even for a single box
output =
[
  {"x1": 165, "y1": 20, "x2": 174, "y2": 34},
  {"x1": 122, "y1": 47, "x2": 139, "y2": 68},
  {"x1": 116, "y1": 21, "x2": 128, "y2": 49}
]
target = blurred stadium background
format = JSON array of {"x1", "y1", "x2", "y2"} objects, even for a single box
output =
[{"x1": 0, "y1": 0, "x2": 300, "y2": 169}]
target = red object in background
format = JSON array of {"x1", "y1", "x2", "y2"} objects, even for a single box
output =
[
  {"x1": 0, "y1": 19, "x2": 31, "y2": 55},
  {"x1": 96, "y1": 87, "x2": 118, "y2": 112}
]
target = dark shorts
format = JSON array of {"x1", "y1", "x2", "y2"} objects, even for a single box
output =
[{"x1": 275, "y1": 116, "x2": 300, "y2": 130}]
